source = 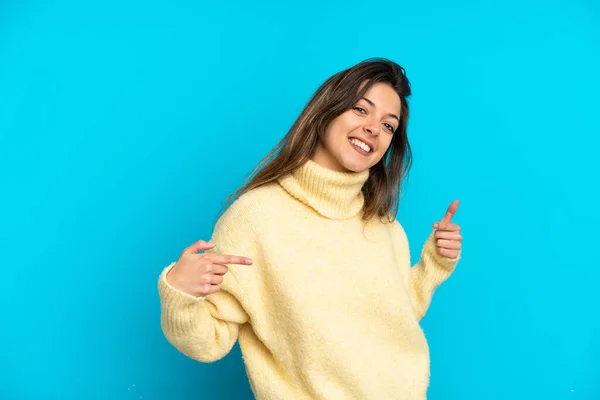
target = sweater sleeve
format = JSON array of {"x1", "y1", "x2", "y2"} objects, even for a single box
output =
[
  {"x1": 157, "y1": 201, "x2": 262, "y2": 363},
  {"x1": 392, "y1": 221, "x2": 461, "y2": 321}
]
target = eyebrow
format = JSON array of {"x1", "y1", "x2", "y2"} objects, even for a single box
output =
[{"x1": 361, "y1": 97, "x2": 400, "y2": 122}]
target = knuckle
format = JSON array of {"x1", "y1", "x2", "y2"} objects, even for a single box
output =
[{"x1": 196, "y1": 254, "x2": 206, "y2": 265}]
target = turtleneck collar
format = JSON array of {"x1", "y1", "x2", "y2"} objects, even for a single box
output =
[{"x1": 277, "y1": 159, "x2": 370, "y2": 220}]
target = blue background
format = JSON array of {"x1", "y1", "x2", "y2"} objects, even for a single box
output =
[{"x1": 1, "y1": 0, "x2": 598, "y2": 399}]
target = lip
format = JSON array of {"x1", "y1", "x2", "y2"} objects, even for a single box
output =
[{"x1": 348, "y1": 136, "x2": 375, "y2": 152}]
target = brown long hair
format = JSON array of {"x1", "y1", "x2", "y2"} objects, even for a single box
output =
[{"x1": 225, "y1": 58, "x2": 413, "y2": 221}]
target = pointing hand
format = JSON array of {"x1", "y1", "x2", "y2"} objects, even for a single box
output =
[{"x1": 432, "y1": 200, "x2": 462, "y2": 259}]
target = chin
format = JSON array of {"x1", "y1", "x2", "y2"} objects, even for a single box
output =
[{"x1": 339, "y1": 156, "x2": 372, "y2": 173}]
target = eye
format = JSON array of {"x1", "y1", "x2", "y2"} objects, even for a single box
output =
[
  {"x1": 353, "y1": 106, "x2": 367, "y2": 114},
  {"x1": 384, "y1": 123, "x2": 395, "y2": 133}
]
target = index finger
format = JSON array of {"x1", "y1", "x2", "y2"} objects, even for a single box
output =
[
  {"x1": 206, "y1": 253, "x2": 253, "y2": 266},
  {"x1": 441, "y1": 200, "x2": 459, "y2": 224}
]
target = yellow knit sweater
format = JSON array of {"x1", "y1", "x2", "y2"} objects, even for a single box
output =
[{"x1": 158, "y1": 160, "x2": 460, "y2": 399}]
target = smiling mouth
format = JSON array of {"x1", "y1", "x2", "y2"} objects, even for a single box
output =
[{"x1": 349, "y1": 137, "x2": 372, "y2": 153}]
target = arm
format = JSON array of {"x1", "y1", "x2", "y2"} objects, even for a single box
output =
[
  {"x1": 158, "y1": 263, "x2": 248, "y2": 363},
  {"x1": 409, "y1": 232, "x2": 460, "y2": 320},
  {"x1": 157, "y1": 203, "x2": 261, "y2": 362},
  {"x1": 392, "y1": 221, "x2": 461, "y2": 321}
]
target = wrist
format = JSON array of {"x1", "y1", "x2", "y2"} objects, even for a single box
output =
[{"x1": 165, "y1": 264, "x2": 184, "y2": 291}]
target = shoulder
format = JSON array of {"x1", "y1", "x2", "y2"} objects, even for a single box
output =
[
  {"x1": 205, "y1": 185, "x2": 282, "y2": 263},
  {"x1": 369, "y1": 214, "x2": 405, "y2": 235},
  {"x1": 384, "y1": 217, "x2": 409, "y2": 247},
  {"x1": 390, "y1": 218, "x2": 406, "y2": 236},
  {"x1": 214, "y1": 182, "x2": 285, "y2": 234}
]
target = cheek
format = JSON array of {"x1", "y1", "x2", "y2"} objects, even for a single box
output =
[
  {"x1": 325, "y1": 119, "x2": 352, "y2": 148},
  {"x1": 377, "y1": 136, "x2": 394, "y2": 154},
  {"x1": 330, "y1": 113, "x2": 359, "y2": 135}
]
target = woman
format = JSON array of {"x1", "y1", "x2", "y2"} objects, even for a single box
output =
[{"x1": 158, "y1": 58, "x2": 462, "y2": 399}]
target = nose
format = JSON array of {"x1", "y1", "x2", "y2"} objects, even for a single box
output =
[{"x1": 363, "y1": 120, "x2": 380, "y2": 136}]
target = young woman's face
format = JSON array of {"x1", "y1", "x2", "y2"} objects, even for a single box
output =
[{"x1": 312, "y1": 82, "x2": 401, "y2": 173}]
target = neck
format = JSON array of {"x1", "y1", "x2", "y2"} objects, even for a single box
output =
[
  {"x1": 310, "y1": 144, "x2": 351, "y2": 173},
  {"x1": 277, "y1": 159, "x2": 369, "y2": 220}
]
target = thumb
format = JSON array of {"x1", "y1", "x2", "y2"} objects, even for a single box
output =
[
  {"x1": 440, "y1": 200, "x2": 459, "y2": 224},
  {"x1": 183, "y1": 240, "x2": 216, "y2": 255}
]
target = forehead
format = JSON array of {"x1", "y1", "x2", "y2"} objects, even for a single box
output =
[{"x1": 361, "y1": 82, "x2": 401, "y2": 114}]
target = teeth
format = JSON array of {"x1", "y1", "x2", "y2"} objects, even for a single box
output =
[{"x1": 350, "y1": 138, "x2": 371, "y2": 153}]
